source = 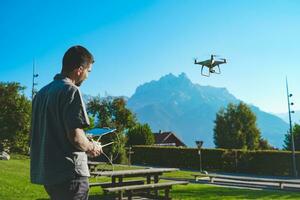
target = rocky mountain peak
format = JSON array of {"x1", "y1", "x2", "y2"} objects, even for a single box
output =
[{"x1": 127, "y1": 73, "x2": 288, "y2": 148}]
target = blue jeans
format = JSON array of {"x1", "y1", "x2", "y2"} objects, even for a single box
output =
[{"x1": 44, "y1": 176, "x2": 89, "y2": 200}]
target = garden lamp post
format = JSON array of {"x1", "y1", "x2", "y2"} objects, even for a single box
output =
[
  {"x1": 286, "y1": 77, "x2": 298, "y2": 177},
  {"x1": 195, "y1": 140, "x2": 204, "y2": 172},
  {"x1": 126, "y1": 146, "x2": 134, "y2": 167}
]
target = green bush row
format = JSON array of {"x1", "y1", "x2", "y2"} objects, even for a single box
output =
[{"x1": 131, "y1": 146, "x2": 300, "y2": 176}]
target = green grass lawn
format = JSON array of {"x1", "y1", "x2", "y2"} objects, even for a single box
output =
[{"x1": 1, "y1": 156, "x2": 300, "y2": 200}]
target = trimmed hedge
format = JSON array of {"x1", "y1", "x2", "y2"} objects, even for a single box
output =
[{"x1": 132, "y1": 146, "x2": 300, "y2": 177}]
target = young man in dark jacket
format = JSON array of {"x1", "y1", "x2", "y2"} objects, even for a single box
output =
[{"x1": 30, "y1": 45, "x2": 102, "y2": 200}]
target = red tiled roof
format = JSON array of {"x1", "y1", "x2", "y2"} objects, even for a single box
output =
[
  {"x1": 153, "y1": 131, "x2": 186, "y2": 146},
  {"x1": 154, "y1": 132, "x2": 172, "y2": 143}
]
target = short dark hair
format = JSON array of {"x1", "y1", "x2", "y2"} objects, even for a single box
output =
[{"x1": 62, "y1": 45, "x2": 94, "y2": 73}]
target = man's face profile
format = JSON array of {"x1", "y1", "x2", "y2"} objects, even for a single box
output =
[{"x1": 75, "y1": 64, "x2": 92, "y2": 86}]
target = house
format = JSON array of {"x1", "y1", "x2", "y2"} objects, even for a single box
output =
[{"x1": 153, "y1": 131, "x2": 186, "y2": 147}]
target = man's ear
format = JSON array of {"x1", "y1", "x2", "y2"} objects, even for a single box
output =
[{"x1": 76, "y1": 66, "x2": 84, "y2": 75}]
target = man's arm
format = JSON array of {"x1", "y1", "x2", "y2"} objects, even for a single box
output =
[{"x1": 67, "y1": 128, "x2": 102, "y2": 157}]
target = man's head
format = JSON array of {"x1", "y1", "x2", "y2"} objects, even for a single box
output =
[{"x1": 62, "y1": 45, "x2": 94, "y2": 86}]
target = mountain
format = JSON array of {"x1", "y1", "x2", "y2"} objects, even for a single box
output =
[{"x1": 127, "y1": 73, "x2": 289, "y2": 148}]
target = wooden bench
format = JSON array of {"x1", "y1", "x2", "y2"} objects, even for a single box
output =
[
  {"x1": 90, "y1": 180, "x2": 145, "y2": 188},
  {"x1": 103, "y1": 181, "x2": 188, "y2": 200},
  {"x1": 193, "y1": 173, "x2": 300, "y2": 189}
]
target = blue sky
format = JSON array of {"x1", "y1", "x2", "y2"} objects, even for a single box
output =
[{"x1": 1, "y1": 0, "x2": 300, "y2": 114}]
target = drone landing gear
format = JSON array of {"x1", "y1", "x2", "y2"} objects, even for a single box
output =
[
  {"x1": 214, "y1": 65, "x2": 221, "y2": 74},
  {"x1": 201, "y1": 66, "x2": 210, "y2": 77},
  {"x1": 201, "y1": 65, "x2": 221, "y2": 77}
]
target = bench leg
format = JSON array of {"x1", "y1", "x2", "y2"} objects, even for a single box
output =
[
  {"x1": 280, "y1": 182, "x2": 284, "y2": 189},
  {"x1": 210, "y1": 177, "x2": 214, "y2": 183},
  {"x1": 154, "y1": 175, "x2": 159, "y2": 183},
  {"x1": 119, "y1": 177, "x2": 123, "y2": 184},
  {"x1": 147, "y1": 176, "x2": 151, "y2": 184},
  {"x1": 127, "y1": 191, "x2": 132, "y2": 200},
  {"x1": 165, "y1": 188, "x2": 171, "y2": 200},
  {"x1": 154, "y1": 175, "x2": 159, "y2": 197},
  {"x1": 153, "y1": 189, "x2": 159, "y2": 199},
  {"x1": 112, "y1": 177, "x2": 116, "y2": 186},
  {"x1": 118, "y1": 191, "x2": 123, "y2": 200},
  {"x1": 146, "y1": 176, "x2": 152, "y2": 196}
]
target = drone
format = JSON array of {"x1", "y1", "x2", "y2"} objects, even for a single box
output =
[{"x1": 194, "y1": 55, "x2": 227, "y2": 77}]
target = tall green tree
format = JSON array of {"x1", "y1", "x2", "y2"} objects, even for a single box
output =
[
  {"x1": 0, "y1": 82, "x2": 31, "y2": 154},
  {"x1": 110, "y1": 98, "x2": 136, "y2": 130},
  {"x1": 87, "y1": 96, "x2": 136, "y2": 130},
  {"x1": 213, "y1": 102, "x2": 262, "y2": 150},
  {"x1": 126, "y1": 123, "x2": 154, "y2": 146},
  {"x1": 86, "y1": 96, "x2": 137, "y2": 163},
  {"x1": 284, "y1": 123, "x2": 300, "y2": 151}
]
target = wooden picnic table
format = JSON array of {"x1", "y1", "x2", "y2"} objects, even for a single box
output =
[
  {"x1": 193, "y1": 173, "x2": 300, "y2": 190},
  {"x1": 90, "y1": 167, "x2": 187, "y2": 199},
  {"x1": 91, "y1": 168, "x2": 178, "y2": 185}
]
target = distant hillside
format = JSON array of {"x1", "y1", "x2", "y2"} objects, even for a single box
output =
[
  {"x1": 127, "y1": 73, "x2": 289, "y2": 148},
  {"x1": 275, "y1": 111, "x2": 300, "y2": 124}
]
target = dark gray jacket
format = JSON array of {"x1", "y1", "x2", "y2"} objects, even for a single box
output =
[{"x1": 30, "y1": 74, "x2": 90, "y2": 185}]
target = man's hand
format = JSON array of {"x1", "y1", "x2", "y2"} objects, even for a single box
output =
[
  {"x1": 67, "y1": 128, "x2": 103, "y2": 157},
  {"x1": 87, "y1": 141, "x2": 103, "y2": 157}
]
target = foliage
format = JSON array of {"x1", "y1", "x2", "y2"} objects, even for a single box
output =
[
  {"x1": 86, "y1": 96, "x2": 137, "y2": 163},
  {"x1": 0, "y1": 82, "x2": 31, "y2": 154},
  {"x1": 258, "y1": 138, "x2": 276, "y2": 150},
  {"x1": 87, "y1": 96, "x2": 136, "y2": 130},
  {"x1": 126, "y1": 123, "x2": 154, "y2": 146},
  {"x1": 132, "y1": 146, "x2": 300, "y2": 177},
  {"x1": 213, "y1": 102, "x2": 262, "y2": 150},
  {"x1": 283, "y1": 123, "x2": 300, "y2": 151},
  {"x1": 84, "y1": 115, "x2": 95, "y2": 131}
]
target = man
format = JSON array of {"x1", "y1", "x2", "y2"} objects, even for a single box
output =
[{"x1": 30, "y1": 45, "x2": 102, "y2": 200}]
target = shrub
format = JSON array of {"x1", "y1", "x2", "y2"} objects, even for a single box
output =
[{"x1": 132, "y1": 146, "x2": 300, "y2": 177}]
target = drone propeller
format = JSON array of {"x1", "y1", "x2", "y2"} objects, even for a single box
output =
[
  {"x1": 220, "y1": 58, "x2": 227, "y2": 63},
  {"x1": 193, "y1": 57, "x2": 198, "y2": 63},
  {"x1": 212, "y1": 55, "x2": 227, "y2": 63}
]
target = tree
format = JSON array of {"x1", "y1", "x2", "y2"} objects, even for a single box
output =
[
  {"x1": 87, "y1": 96, "x2": 136, "y2": 130},
  {"x1": 284, "y1": 123, "x2": 300, "y2": 151},
  {"x1": 213, "y1": 102, "x2": 262, "y2": 150},
  {"x1": 258, "y1": 138, "x2": 276, "y2": 150},
  {"x1": 0, "y1": 82, "x2": 31, "y2": 154},
  {"x1": 111, "y1": 98, "x2": 137, "y2": 130},
  {"x1": 86, "y1": 96, "x2": 137, "y2": 163},
  {"x1": 126, "y1": 123, "x2": 154, "y2": 146},
  {"x1": 83, "y1": 115, "x2": 95, "y2": 131}
]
